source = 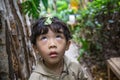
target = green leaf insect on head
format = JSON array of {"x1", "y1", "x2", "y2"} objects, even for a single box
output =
[{"x1": 44, "y1": 17, "x2": 52, "y2": 25}]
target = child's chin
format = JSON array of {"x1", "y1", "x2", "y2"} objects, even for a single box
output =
[{"x1": 49, "y1": 58, "x2": 60, "y2": 64}]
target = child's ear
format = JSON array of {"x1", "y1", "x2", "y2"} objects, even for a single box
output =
[{"x1": 66, "y1": 40, "x2": 71, "y2": 50}]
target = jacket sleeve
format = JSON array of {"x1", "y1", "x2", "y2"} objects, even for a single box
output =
[
  {"x1": 78, "y1": 69, "x2": 88, "y2": 80},
  {"x1": 70, "y1": 62, "x2": 89, "y2": 80},
  {"x1": 29, "y1": 72, "x2": 40, "y2": 80},
  {"x1": 77, "y1": 62, "x2": 90, "y2": 80}
]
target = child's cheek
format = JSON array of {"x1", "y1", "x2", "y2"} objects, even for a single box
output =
[
  {"x1": 40, "y1": 40, "x2": 47, "y2": 45},
  {"x1": 36, "y1": 40, "x2": 47, "y2": 47},
  {"x1": 56, "y1": 39, "x2": 65, "y2": 44}
]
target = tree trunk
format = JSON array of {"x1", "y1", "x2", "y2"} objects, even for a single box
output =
[
  {"x1": 0, "y1": 0, "x2": 35, "y2": 80},
  {"x1": 0, "y1": 1, "x2": 9, "y2": 80}
]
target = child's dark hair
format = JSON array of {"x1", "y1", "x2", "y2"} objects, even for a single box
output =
[{"x1": 30, "y1": 17, "x2": 72, "y2": 45}]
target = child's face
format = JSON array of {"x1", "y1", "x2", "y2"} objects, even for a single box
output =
[{"x1": 35, "y1": 28, "x2": 70, "y2": 65}]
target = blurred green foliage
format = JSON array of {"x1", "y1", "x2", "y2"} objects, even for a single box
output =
[
  {"x1": 51, "y1": 0, "x2": 75, "y2": 22},
  {"x1": 75, "y1": 0, "x2": 120, "y2": 58},
  {"x1": 21, "y1": 0, "x2": 48, "y2": 19}
]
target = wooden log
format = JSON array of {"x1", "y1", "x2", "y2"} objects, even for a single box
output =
[{"x1": 107, "y1": 57, "x2": 120, "y2": 80}]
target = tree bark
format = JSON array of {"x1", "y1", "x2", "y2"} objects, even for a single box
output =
[
  {"x1": 0, "y1": 2, "x2": 9, "y2": 80},
  {"x1": 0, "y1": 0, "x2": 35, "y2": 80}
]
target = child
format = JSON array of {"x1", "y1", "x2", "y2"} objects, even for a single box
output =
[{"x1": 29, "y1": 17, "x2": 88, "y2": 80}]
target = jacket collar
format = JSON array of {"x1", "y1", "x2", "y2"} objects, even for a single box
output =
[{"x1": 33, "y1": 55, "x2": 71, "y2": 77}]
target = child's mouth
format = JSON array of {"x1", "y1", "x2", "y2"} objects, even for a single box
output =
[{"x1": 49, "y1": 52, "x2": 58, "y2": 58}]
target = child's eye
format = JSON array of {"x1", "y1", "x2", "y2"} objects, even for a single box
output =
[
  {"x1": 40, "y1": 36, "x2": 47, "y2": 41},
  {"x1": 56, "y1": 35, "x2": 62, "y2": 39}
]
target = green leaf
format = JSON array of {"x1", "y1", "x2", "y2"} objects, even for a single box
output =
[
  {"x1": 41, "y1": 0, "x2": 48, "y2": 10},
  {"x1": 57, "y1": 1, "x2": 68, "y2": 12},
  {"x1": 21, "y1": 0, "x2": 41, "y2": 19},
  {"x1": 44, "y1": 17, "x2": 52, "y2": 25}
]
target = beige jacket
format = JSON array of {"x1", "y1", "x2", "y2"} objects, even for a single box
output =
[{"x1": 29, "y1": 56, "x2": 88, "y2": 80}]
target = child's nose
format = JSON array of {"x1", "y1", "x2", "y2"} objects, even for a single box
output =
[{"x1": 48, "y1": 39, "x2": 57, "y2": 49}]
